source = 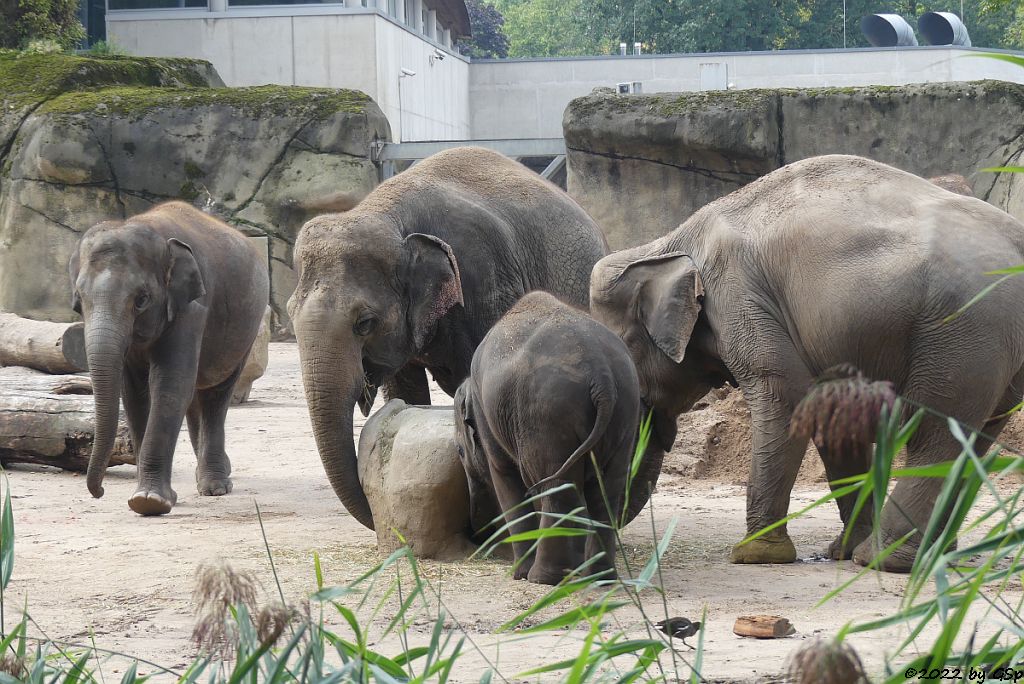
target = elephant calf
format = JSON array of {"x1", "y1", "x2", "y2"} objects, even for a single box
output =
[
  {"x1": 453, "y1": 291, "x2": 645, "y2": 585},
  {"x1": 70, "y1": 201, "x2": 269, "y2": 515}
]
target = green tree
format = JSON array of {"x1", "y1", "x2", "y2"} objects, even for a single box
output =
[
  {"x1": 493, "y1": 0, "x2": 611, "y2": 57},
  {"x1": 0, "y1": 0, "x2": 85, "y2": 50},
  {"x1": 459, "y1": 0, "x2": 511, "y2": 59}
]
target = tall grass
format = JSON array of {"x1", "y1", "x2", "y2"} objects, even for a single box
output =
[{"x1": 0, "y1": 416, "x2": 708, "y2": 683}]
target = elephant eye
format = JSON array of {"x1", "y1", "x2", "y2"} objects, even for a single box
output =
[
  {"x1": 134, "y1": 292, "x2": 151, "y2": 310},
  {"x1": 353, "y1": 314, "x2": 378, "y2": 336}
]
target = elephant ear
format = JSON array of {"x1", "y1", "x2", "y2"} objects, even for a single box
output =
[
  {"x1": 454, "y1": 383, "x2": 479, "y2": 463},
  {"x1": 165, "y1": 238, "x2": 206, "y2": 322},
  {"x1": 624, "y1": 252, "x2": 704, "y2": 364},
  {"x1": 68, "y1": 246, "x2": 82, "y2": 315},
  {"x1": 404, "y1": 233, "x2": 464, "y2": 350}
]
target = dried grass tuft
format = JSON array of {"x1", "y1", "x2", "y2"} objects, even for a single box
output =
[
  {"x1": 790, "y1": 364, "x2": 898, "y2": 460},
  {"x1": 786, "y1": 638, "x2": 869, "y2": 684}
]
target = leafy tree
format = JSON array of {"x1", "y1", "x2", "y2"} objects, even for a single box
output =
[
  {"x1": 0, "y1": 0, "x2": 85, "y2": 50},
  {"x1": 458, "y1": 0, "x2": 511, "y2": 59},
  {"x1": 493, "y1": 0, "x2": 610, "y2": 57}
]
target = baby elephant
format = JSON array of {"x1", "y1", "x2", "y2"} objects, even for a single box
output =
[
  {"x1": 70, "y1": 201, "x2": 269, "y2": 515},
  {"x1": 453, "y1": 291, "x2": 641, "y2": 585}
]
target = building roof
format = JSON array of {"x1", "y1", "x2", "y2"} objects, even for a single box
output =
[{"x1": 432, "y1": 0, "x2": 470, "y2": 38}]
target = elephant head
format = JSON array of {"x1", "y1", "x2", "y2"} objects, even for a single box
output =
[
  {"x1": 69, "y1": 223, "x2": 206, "y2": 498},
  {"x1": 453, "y1": 382, "x2": 499, "y2": 538},
  {"x1": 590, "y1": 250, "x2": 724, "y2": 449},
  {"x1": 287, "y1": 214, "x2": 463, "y2": 530}
]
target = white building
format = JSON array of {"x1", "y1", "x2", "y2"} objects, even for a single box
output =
[{"x1": 104, "y1": 3, "x2": 1024, "y2": 142}]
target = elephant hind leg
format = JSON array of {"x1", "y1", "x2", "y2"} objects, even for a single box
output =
[
  {"x1": 817, "y1": 441, "x2": 873, "y2": 560},
  {"x1": 194, "y1": 363, "x2": 245, "y2": 497},
  {"x1": 852, "y1": 378, "x2": 1020, "y2": 572}
]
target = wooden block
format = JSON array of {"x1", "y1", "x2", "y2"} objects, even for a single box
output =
[{"x1": 733, "y1": 615, "x2": 796, "y2": 638}]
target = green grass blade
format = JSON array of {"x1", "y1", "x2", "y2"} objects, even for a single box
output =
[
  {"x1": 638, "y1": 516, "x2": 678, "y2": 585},
  {"x1": 944, "y1": 274, "x2": 1015, "y2": 323}
]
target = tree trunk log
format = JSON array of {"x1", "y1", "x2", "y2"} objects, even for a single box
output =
[
  {"x1": 0, "y1": 366, "x2": 134, "y2": 471},
  {"x1": 0, "y1": 313, "x2": 88, "y2": 374}
]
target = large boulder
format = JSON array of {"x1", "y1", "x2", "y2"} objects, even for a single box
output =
[
  {"x1": 357, "y1": 399, "x2": 476, "y2": 561},
  {"x1": 0, "y1": 53, "x2": 389, "y2": 334},
  {"x1": 565, "y1": 81, "x2": 1024, "y2": 250}
]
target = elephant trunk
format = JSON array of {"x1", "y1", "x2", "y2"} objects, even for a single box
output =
[
  {"x1": 84, "y1": 311, "x2": 130, "y2": 499},
  {"x1": 622, "y1": 407, "x2": 675, "y2": 525},
  {"x1": 297, "y1": 324, "x2": 375, "y2": 530}
]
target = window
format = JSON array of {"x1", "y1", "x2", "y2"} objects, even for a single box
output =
[
  {"x1": 227, "y1": 0, "x2": 341, "y2": 6},
  {"x1": 404, "y1": 0, "x2": 413, "y2": 25},
  {"x1": 109, "y1": 0, "x2": 207, "y2": 9}
]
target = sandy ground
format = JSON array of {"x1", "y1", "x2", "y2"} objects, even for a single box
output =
[{"x1": 7, "y1": 343, "x2": 1022, "y2": 682}]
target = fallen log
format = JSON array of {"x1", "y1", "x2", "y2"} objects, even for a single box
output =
[
  {"x1": 0, "y1": 313, "x2": 88, "y2": 374},
  {"x1": 0, "y1": 366, "x2": 134, "y2": 471}
]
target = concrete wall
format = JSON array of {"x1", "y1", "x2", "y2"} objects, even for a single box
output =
[
  {"x1": 108, "y1": 7, "x2": 469, "y2": 141},
  {"x1": 470, "y1": 46, "x2": 1024, "y2": 139}
]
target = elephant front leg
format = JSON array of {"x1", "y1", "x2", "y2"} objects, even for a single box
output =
[
  {"x1": 193, "y1": 364, "x2": 244, "y2": 497},
  {"x1": 729, "y1": 394, "x2": 806, "y2": 565},
  {"x1": 382, "y1": 364, "x2": 431, "y2": 405},
  {"x1": 530, "y1": 483, "x2": 587, "y2": 585},
  {"x1": 129, "y1": 331, "x2": 202, "y2": 515}
]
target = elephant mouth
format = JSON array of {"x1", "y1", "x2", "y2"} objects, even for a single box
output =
[{"x1": 358, "y1": 357, "x2": 392, "y2": 416}]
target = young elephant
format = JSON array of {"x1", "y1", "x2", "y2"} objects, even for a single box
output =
[
  {"x1": 453, "y1": 291, "x2": 642, "y2": 585},
  {"x1": 69, "y1": 201, "x2": 269, "y2": 515}
]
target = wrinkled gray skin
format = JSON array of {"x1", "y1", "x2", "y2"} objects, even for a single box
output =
[
  {"x1": 591, "y1": 154, "x2": 1024, "y2": 573},
  {"x1": 288, "y1": 147, "x2": 607, "y2": 530},
  {"x1": 452, "y1": 291, "x2": 661, "y2": 585},
  {"x1": 70, "y1": 201, "x2": 269, "y2": 515}
]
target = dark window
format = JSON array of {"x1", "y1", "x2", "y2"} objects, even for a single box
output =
[
  {"x1": 228, "y1": 0, "x2": 341, "y2": 5},
  {"x1": 109, "y1": 0, "x2": 207, "y2": 9}
]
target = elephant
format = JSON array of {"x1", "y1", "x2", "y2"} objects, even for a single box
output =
[
  {"x1": 287, "y1": 146, "x2": 608, "y2": 530},
  {"x1": 452, "y1": 290, "x2": 659, "y2": 585},
  {"x1": 589, "y1": 154, "x2": 1024, "y2": 573},
  {"x1": 69, "y1": 201, "x2": 269, "y2": 515}
]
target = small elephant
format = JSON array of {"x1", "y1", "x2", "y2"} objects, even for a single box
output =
[
  {"x1": 69, "y1": 201, "x2": 269, "y2": 515},
  {"x1": 288, "y1": 146, "x2": 608, "y2": 531},
  {"x1": 590, "y1": 154, "x2": 1024, "y2": 572},
  {"x1": 453, "y1": 291, "x2": 648, "y2": 585}
]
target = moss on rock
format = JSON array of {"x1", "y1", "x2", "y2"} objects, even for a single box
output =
[
  {"x1": 0, "y1": 53, "x2": 216, "y2": 110},
  {"x1": 38, "y1": 84, "x2": 372, "y2": 120}
]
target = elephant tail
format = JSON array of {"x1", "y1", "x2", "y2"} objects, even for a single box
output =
[{"x1": 527, "y1": 379, "x2": 616, "y2": 497}]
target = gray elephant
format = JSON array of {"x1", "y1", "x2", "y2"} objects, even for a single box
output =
[
  {"x1": 453, "y1": 291, "x2": 652, "y2": 585},
  {"x1": 287, "y1": 146, "x2": 608, "y2": 530},
  {"x1": 69, "y1": 201, "x2": 269, "y2": 515},
  {"x1": 590, "y1": 154, "x2": 1024, "y2": 572}
]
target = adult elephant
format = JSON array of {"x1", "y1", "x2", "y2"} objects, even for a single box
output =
[
  {"x1": 590, "y1": 154, "x2": 1024, "y2": 572},
  {"x1": 287, "y1": 146, "x2": 608, "y2": 530},
  {"x1": 70, "y1": 201, "x2": 269, "y2": 515}
]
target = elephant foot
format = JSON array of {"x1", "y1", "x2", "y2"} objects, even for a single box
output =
[
  {"x1": 851, "y1": 535, "x2": 919, "y2": 573},
  {"x1": 128, "y1": 486, "x2": 177, "y2": 516},
  {"x1": 512, "y1": 557, "x2": 534, "y2": 580},
  {"x1": 527, "y1": 566, "x2": 572, "y2": 586},
  {"x1": 730, "y1": 528, "x2": 797, "y2": 564},
  {"x1": 197, "y1": 476, "x2": 233, "y2": 497},
  {"x1": 827, "y1": 524, "x2": 872, "y2": 560}
]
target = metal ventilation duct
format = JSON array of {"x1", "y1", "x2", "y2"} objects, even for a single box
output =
[
  {"x1": 918, "y1": 11, "x2": 971, "y2": 46},
  {"x1": 860, "y1": 14, "x2": 919, "y2": 47}
]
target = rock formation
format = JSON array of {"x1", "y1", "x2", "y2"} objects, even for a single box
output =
[
  {"x1": 0, "y1": 53, "x2": 389, "y2": 335},
  {"x1": 564, "y1": 82, "x2": 1024, "y2": 250}
]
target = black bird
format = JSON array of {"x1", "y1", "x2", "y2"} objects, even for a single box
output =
[{"x1": 654, "y1": 617, "x2": 702, "y2": 650}]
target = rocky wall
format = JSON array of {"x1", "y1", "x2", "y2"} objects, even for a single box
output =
[
  {"x1": 0, "y1": 53, "x2": 389, "y2": 334},
  {"x1": 564, "y1": 81, "x2": 1024, "y2": 250}
]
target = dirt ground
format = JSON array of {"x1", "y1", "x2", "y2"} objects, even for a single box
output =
[{"x1": 7, "y1": 343, "x2": 1022, "y2": 682}]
